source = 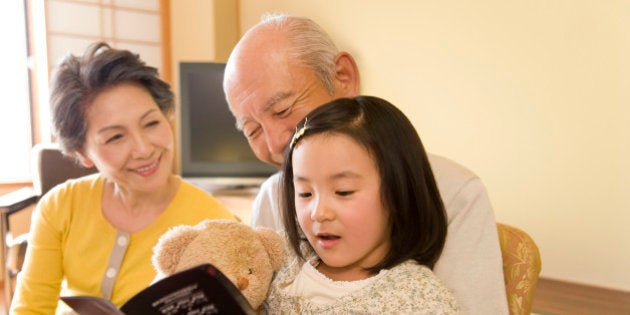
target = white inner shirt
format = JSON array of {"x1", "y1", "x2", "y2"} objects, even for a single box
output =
[{"x1": 283, "y1": 259, "x2": 387, "y2": 305}]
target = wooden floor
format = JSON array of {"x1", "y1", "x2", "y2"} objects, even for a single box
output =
[
  {"x1": 532, "y1": 278, "x2": 630, "y2": 315},
  {"x1": 1, "y1": 278, "x2": 629, "y2": 314}
]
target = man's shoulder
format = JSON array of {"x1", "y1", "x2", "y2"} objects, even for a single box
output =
[
  {"x1": 251, "y1": 172, "x2": 284, "y2": 230},
  {"x1": 427, "y1": 153, "x2": 487, "y2": 208},
  {"x1": 259, "y1": 171, "x2": 282, "y2": 189},
  {"x1": 427, "y1": 153, "x2": 478, "y2": 182},
  {"x1": 257, "y1": 171, "x2": 282, "y2": 200}
]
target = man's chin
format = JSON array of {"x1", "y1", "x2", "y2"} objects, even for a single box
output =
[
  {"x1": 269, "y1": 157, "x2": 284, "y2": 169},
  {"x1": 258, "y1": 155, "x2": 283, "y2": 169},
  {"x1": 270, "y1": 160, "x2": 283, "y2": 169}
]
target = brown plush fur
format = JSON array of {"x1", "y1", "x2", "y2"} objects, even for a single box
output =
[{"x1": 152, "y1": 219, "x2": 285, "y2": 310}]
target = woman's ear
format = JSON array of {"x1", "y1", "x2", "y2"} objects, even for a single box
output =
[
  {"x1": 333, "y1": 51, "x2": 361, "y2": 97},
  {"x1": 165, "y1": 109, "x2": 176, "y2": 125},
  {"x1": 75, "y1": 151, "x2": 95, "y2": 168}
]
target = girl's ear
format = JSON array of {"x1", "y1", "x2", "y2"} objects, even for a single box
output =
[
  {"x1": 75, "y1": 151, "x2": 95, "y2": 168},
  {"x1": 333, "y1": 51, "x2": 361, "y2": 97}
]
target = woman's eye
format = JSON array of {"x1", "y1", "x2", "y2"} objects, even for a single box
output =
[
  {"x1": 145, "y1": 120, "x2": 160, "y2": 127},
  {"x1": 105, "y1": 134, "x2": 123, "y2": 144}
]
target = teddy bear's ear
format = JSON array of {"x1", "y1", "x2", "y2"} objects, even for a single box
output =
[
  {"x1": 152, "y1": 225, "x2": 199, "y2": 275},
  {"x1": 255, "y1": 227, "x2": 285, "y2": 271}
]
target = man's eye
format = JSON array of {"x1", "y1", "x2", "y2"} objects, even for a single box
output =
[
  {"x1": 274, "y1": 106, "x2": 291, "y2": 117},
  {"x1": 244, "y1": 126, "x2": 261, "y2": 139}
]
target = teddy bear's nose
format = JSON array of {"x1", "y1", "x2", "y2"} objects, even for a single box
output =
[{"x1": 236, "y1": 277, "x2": 249, "y2": 290}]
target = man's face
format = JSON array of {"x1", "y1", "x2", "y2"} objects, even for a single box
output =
[{"x1": 225, "y1": 38, "x2": 337, "y2": 168}]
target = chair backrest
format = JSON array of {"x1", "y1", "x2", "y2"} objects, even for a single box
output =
[
  {"x1": 3, "y1": 144, "x2": 98, "y2": 307},
  {"x1": 31, "y1": 143, "x2": 97, "y2": 196},
  {"x1": 497, "y1": 223, "x2": 542, "y2": 315}
]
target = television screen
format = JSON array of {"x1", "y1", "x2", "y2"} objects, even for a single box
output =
[{"x1": 179, "y1": 62, "x2": 276, "y2": 191}]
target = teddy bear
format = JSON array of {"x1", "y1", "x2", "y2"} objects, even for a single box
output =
[{"x1": 151, "y1": 219, "x2": 285, "y2": 311}]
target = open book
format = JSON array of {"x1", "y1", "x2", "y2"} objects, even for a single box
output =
[{"x1": 61, "y1": 263, "x2": 256, "y2": 315}]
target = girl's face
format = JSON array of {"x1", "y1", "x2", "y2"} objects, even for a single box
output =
[
  {"x1": 292, "y1": 133, "x2": 391, "y2": 281},
  {"x1": 77, "y1": 83, "x2": 174, "y2": 194}
]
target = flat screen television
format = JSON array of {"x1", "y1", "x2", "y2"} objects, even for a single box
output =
[{"x1": 178, "y1": 62, "x2": 276, "y2": 192}]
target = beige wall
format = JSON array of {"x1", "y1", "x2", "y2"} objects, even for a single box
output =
[
  {"x1": 170, "y1": 0, "x2": 217, "y2": 94},
  {"x1": 172, "y1": 0, "x2": 630, "y2": 291},
  {"x1": 170, "y1": 0, "x2": 238, "y2": 79}
]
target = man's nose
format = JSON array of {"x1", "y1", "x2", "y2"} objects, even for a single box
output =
[{"x1": 265, "y1": 127, "x2": 292, "y2": 156}]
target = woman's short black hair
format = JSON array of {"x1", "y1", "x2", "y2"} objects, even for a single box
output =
[
  {"x1": 49, "y1": 42, "x2": 174, "y2": 157},
  {"x1": 281, "y1": 96, "x2": 447, "y2": 271}
]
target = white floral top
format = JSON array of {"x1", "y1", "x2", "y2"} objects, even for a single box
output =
[{"x1": 265, "y1": 246, "x2": 460, "y2": 314}]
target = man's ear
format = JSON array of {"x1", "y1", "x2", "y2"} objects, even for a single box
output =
[
  {"x1": 75, "y1": 151, "x2": 95, "y2": 168},
  {"x1": 333, "y1": 51, "x2": 360, "y2": 97}
]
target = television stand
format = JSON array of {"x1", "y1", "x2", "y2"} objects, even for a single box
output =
[
  {"x1": 184, "y1": 176, "x2": 266, "y2": 195},
  {"x1": 210, "y1": 184, "x2": 261, "y2": 196},
  {"x1": 184, "y1": 177, "x2": 263, "y2": 224}
]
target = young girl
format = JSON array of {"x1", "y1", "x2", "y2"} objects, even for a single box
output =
[{"x1": 265, "y1": 96, "x2": 460, "y2": 313}]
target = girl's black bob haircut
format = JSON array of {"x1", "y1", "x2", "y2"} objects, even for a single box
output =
[{"x1": 281, "y1": 95, "x2": 447, "y2": 272}]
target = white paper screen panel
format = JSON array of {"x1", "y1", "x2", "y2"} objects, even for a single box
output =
[{"x1": 45, "y1": 0, "x2": 163, "y2": 71}]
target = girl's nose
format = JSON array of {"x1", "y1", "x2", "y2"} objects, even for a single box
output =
[{"x1": 310, "y1": 198, "x2": 334, "y2": 222}]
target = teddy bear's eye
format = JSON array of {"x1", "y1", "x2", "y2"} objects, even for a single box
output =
[{"x1": 248, "y1": 268, "x2": 253, "y2": 275}]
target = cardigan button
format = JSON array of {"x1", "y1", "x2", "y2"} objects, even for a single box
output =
[
  {"x1": 117, "y1": 235, "x2": 128, "y2": 247},
  {"x1": 106, "y1": 267, "x2": 117, "y2": 278}
]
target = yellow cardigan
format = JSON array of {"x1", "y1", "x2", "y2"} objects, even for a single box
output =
[{"x1": 11, "y1": 174, "x2": 235, "y2": 314}]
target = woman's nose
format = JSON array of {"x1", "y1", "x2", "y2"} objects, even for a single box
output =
[{"x1": 132, "y1": 133, "x2": 153, "y2": 158}]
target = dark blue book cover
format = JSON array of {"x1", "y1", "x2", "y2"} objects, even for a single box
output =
[{"x1": 61, "y1": 263, "x2": 255, "y2": 315}]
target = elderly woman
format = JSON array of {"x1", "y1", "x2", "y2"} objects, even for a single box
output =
[{"x1": 11, "y1": 42, "x2": 236, "y2": 314}]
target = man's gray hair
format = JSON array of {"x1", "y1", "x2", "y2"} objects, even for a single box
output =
[{"x1": 260, "y1": 13, "x2": 338, "y2": 95}]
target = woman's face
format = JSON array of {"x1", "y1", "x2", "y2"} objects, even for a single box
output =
[
  {"x1": 292, "y1": 133, "x2": 391, "y2": 281},
  {"x1": 77, "y1": 83, "x2": 174, "y2": 193}
]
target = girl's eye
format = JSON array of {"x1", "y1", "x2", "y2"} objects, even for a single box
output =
[
  {"x1": 336, "y1": 190, "x2": 354, "y2": 196},
  {"x1": 297, "y1": 192, "x2": 312, "y2": 198}
]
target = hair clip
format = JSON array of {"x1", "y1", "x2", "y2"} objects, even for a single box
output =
[{"x1": 290, "y1": 117, "x2": 308, "y2": 150}]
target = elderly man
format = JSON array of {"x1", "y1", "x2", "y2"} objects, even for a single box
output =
[{"x1": 223, "y1": 13, "x2": 508, "y2": 314}]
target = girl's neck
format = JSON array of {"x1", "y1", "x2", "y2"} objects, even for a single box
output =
[{"x1": 315, "y1": 260, "x2": 377, "y2": 282}]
